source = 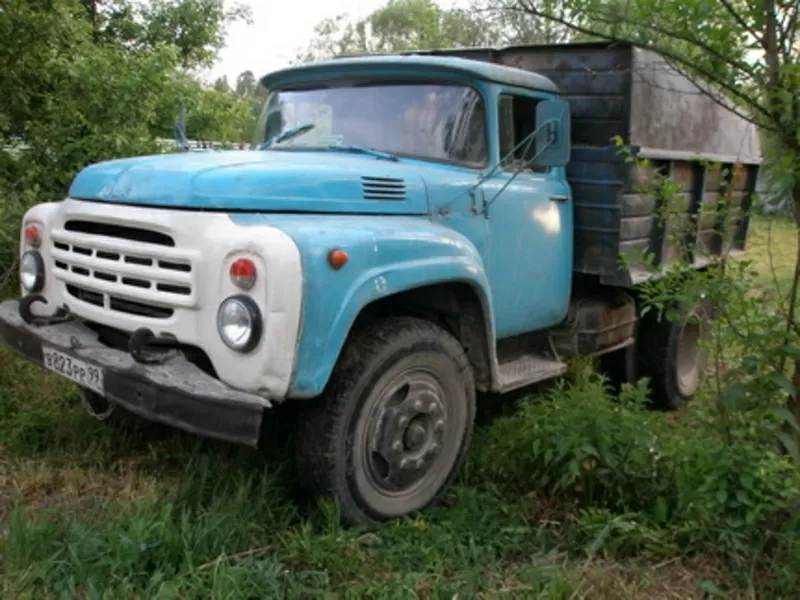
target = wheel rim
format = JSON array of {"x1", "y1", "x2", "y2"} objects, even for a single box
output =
[
  {"x1": 676, "y1": 311, "x2": 710, "y2": 398},
  {"x1": 352, "y1": 364, "x2": 466, "y2": 517}
]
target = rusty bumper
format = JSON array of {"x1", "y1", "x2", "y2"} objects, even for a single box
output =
[{"x1": 0, "y1": 299, "x2": 269, "y2": 447}]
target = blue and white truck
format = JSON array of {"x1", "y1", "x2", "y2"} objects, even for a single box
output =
[{"x1": 0, "y1": 42, "x2": 760, "y2": 525}]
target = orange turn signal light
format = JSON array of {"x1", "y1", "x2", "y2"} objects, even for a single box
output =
[{"x1": 328, "y1": 249, "x2": 349, "y2": 270}]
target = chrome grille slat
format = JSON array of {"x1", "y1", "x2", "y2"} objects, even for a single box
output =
[
  {"x1": 50, "y1": 226, "x2": 198, "y2": 319},
  {"x1": 51, "y1": 248, "x2": 193, "y2": 285},
  {"x1": 52, "y1": 230, "x2": 192, "y2": 262},
  {"x1": 56, "y1": 270, "x2": 194, "y2": 308}
]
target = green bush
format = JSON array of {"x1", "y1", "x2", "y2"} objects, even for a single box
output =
[
  {"x1": 470, "y1": 372, "x2": 670, "y2": 514},
  {"x1": 470, "y1": 367, "x2": 800, "y2": 574},
  {"x1": 671, "y1": 431, "x2": 800, "y2": 549}
]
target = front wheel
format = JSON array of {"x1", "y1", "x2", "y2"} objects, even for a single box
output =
[{"x1": 295, "y1": 317, "x2": 476, "y2": 526}]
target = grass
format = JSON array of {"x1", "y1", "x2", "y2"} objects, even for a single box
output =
[
  {"x1": 744, "y1": 213, "x2": 797, "y2": 291},
  {"x1": 1, "y1": 214, "x2": 799, "y2": 598}
]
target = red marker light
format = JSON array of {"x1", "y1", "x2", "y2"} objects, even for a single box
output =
[
  {"x1": 230, "y1": 258, "x2": 257, "y2": 290},
  {"x1": 328, "y1": 249, "x2": 349, "y2": 270},
  {"x1": 24, "y1": 224, "x2": 41, "y2": 248}
]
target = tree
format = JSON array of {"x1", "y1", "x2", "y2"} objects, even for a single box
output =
[
  {"x1": 475, "y1": 0, "x2": 579, "y2": 44},
  {"x1": 297, "y1": 0, "x2": 578, "y2": 62},
  {"x1": 214, "y1": 75, "x2": 230, "y2": 92},
  {"x1": 76, "y1": 0, "x2": 251, "y2": 71},
  {"x1": 141, "y1": 0, "x2": 251, "y2": 70},
  {"x1": 0, "y1": 0, "x2": 253, "y2": 287},
  {"x1": 235, "y1": 70, "x2": 257, "y2": 97}
]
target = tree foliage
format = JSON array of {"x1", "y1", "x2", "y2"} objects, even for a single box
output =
[
  {"x1": 0, "y1": 0, "x2": 252, "y2": 290},
  {"x1": 297, "y1": 0, "x2": 578, "y2": 62},
  {"x1": 77, "y1": 0, "x2": 251, "y2": 69},
  {"x1": 508, "y1": 0, "x2": 798, "y2": 173}
]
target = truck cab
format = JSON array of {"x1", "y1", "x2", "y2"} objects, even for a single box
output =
[{"x1": 0, "y1": 44, "x2": 760, "y2": 526}]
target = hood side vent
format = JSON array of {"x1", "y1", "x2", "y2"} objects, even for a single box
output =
[{"x1": 361, "y1": 176, "x2": 407, "y2": 201}]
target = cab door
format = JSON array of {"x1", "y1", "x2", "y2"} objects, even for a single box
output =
[{"x1": 482, "y1": 91, "x2": 573, "y2": 339}]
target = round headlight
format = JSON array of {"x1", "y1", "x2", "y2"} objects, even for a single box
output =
[
  {"x1": 20, "y1": 250, "x2": 45, "y2": 293},
  {"x1": 217, "y1": 295, "x2": 262, "y2": 352}
]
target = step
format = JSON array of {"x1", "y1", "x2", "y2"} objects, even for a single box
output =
[{"x1": 496, "y1": 353, "x2": 567, "y2": 393}]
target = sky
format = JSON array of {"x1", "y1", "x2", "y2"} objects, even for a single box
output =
[{"x1": 206, "y1": 0, "x2": 463, "y2": 83}]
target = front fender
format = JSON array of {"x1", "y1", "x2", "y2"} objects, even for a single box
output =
[{"x1": 230, "y1": 214, "x2": 495, "y2": 398}]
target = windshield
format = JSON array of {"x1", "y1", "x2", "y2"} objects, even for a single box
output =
[{"x1": 254, "y1": 81, "x2": 488, "y2": 167}]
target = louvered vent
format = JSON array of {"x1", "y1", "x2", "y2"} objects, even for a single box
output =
[{"x1": 361, "y1": 176, "x2": 407, "y2": 201}]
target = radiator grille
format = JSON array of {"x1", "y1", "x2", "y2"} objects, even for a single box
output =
[{"x1": 51, "y1": 222, "x2": 195, "y2": 319}]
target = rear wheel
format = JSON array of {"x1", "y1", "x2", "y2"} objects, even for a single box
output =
[
  {"x1": 295, "y1": 317, "x2": 476, "y2": 526},
  {"x1": 636, "y1": 301, "x2": 711, "y2": 410}
]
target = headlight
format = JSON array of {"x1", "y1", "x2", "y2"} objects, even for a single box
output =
[
  {"x1": 217, "y1": 295, "x2": 262, "y2": 352},
  {"x1": 20, "y1": 250, "x2": 45, "y2": 293}
]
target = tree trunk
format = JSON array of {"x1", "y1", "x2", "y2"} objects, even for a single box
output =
[{"x1": 788, "y1": 180, "x2": 800, "y2": 429}]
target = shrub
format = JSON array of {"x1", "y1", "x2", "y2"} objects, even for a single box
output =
[
  {"x1": 470, "y1": 372, "x2": 670, "y2": 514},
  {"x1": 670, "y1": 430, "x2": 800, "y2": 552},
  {"x1": 471, "y1": 366, "x2": 800, "y2": 575}
]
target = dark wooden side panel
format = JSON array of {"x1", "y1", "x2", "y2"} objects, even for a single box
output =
[
  {"x1": 695, "y1": 164, "x2": 723, "y2": 256},
  {"x1": 569, "y1": 146, "x2": 631, "y2": 285},
  {"x1": 732, "y1": 165, "x2": 757, "y2": 253},
  {"x1": 629, "y1": 47, "x2": 761, "y2": 164},
  {"x1": 498, "y1": 45, "x2": 632, "y2": 147}
]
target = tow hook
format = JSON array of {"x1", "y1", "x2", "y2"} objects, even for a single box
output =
[
  {"x1": 128, "y1": 327, "x2": 181, "y2": 365},
  {"x1": 79, "y1": 388, "x2": 116, "y2": 421},
  {"x1": 19, "y1": 294, "x2": 71, "y2": 327}
]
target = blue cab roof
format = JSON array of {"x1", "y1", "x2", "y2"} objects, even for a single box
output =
[{"x1": 261, "y1": 54, "x2": 559, "y2": 93}]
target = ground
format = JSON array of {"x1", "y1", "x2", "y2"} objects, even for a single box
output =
[{"x1": 0, "y1": 215, "x2": 796, "y2": 598}]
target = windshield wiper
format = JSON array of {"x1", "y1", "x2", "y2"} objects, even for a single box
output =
[
  {"x1": 327, "y1": 143, "x2": 398, "y2": 162},
  {"x1": 258, "y1": 123, "x2": 315, "y2": 150}
]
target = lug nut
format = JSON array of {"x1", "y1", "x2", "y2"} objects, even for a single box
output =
[
  {"x1": 400, "y1": 458, "x2": 409, "y2": 469},
  {"x1": 414, "y1": 400, "x2": 423, "y2": 410},
  {"x1": 434, "y1": 419, "x2": 445, "y2": 432},
  {"x1": 392, "y1": 441, "x2": 402, "y2": 451}
]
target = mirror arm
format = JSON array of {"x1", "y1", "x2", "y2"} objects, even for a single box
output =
[
  {"x1": 482, "y1": 121, "x2": 557, "y2": 213},
  {"x1": 438, "y1": 118, "x2": 558, "y2": 217}
]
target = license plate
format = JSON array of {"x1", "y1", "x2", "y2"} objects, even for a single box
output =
[{"x1": 42, "y1": 346, "x2": 104, "y2": 395}]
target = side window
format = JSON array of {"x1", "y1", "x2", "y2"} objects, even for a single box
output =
[
  {"x1": 498, "y1": 94, "x2": 549, "y2": 174},
  {"x1": 446, "y1": 96, "x2": 487, "y2": 166}
]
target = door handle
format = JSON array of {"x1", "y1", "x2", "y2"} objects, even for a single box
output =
[{"x1": 549, "y1": 194, "x2": 569, "y2": 202}]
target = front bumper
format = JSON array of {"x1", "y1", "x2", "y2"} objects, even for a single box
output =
[{"x1": 0, "y1": 300, "x2": 270, "y2": 447}]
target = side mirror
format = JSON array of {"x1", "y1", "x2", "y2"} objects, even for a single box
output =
[{"x1": 534, "y1": 99, "x2": 570, "y2": 167}]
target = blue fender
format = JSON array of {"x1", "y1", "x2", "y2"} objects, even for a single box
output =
[{"x1": 230, "y1": 214, "x2": 496, "y2": 398}]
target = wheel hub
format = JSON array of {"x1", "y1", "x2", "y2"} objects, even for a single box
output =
[
  {"x1": 676, "y1": 315, "x2": 709, "y2": 397},
  {"x1": 403, "y1": 420, "x2": 428, "y2": 451},
  {"x1": 370, "y1": 378, "x2": 447, "y2": 491}
]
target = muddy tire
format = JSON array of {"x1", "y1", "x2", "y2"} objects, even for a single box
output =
[
  {"x1": 294, "y1": 316, "x2": 476, "y2": 526},
  {"x1": 636, "y1": 301, "x2": 711, "y2": 410}
]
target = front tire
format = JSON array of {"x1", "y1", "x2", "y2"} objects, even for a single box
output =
[{"x1": 295, "y1": 317, "x2": 476, "y2": 526}]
